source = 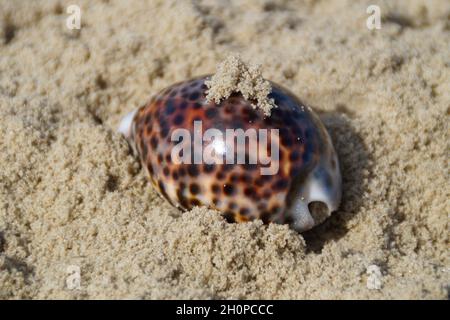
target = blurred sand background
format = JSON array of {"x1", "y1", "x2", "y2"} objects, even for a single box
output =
[{"x1": 0, "y1": 0, "x2": 448, "y2": 299}]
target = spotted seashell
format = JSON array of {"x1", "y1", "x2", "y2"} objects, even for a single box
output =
[{"x1": 119, "y1": 76, "x2": 341, "y2": 232}]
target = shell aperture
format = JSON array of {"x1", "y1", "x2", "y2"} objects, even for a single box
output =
[{"x1": 119, "y1": 76, "x2": 342, "y2": 232}]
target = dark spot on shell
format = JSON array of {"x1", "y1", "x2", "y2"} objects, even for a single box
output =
[
  {"x1": 223, "y1": 211, "x2": 235, "y2": 223},
  {"x1": 189, "y1": 92, "x2": 200, "y2": 101},
  {"x1": 165, "y1": 100, "x2": 176, "y2": 115},
  {"x1": 176, "y1": 183, "x2": 188, "y2": 208},
  {"x1": 204, "y1": 163, "x2": 215, "y2": 173},
  {"x1": 244, "y1": 187, "x2": 255, "y2": 197},
  {"x1": 224, "y1": 104, "x2": 234, "y2": 113},
  {"x1": 106, "y1": 175, "x2": 118, "y2": 192},
  {"x1": 260, "y1": 211, "x2": 271, "y2": 223},
  {"x1": 150, "y1": 136, "x2": 158, "y2": 150},
  {"x1": 273, "y1": 178, "x2": 288, "y2": 190},
  {"x1": 190, "y1": 198, "x2": 201, "y2": 206},
  {"x1": 179, "y1": 197, "x2": 189, "y2": 209},
  {"x1": 284, "y1": 215, "x2": 294, "y2": 224},
  {"x1": 302, "y1": 150, "x2": 312, "y2": 163},
  {"x1": 242, "y1": 163, "x2": 257, "y2": 171},
  {"x1": 158, "y1": 181, "x2": 171, "y2": 204},
  {"x1": 289, "y1": 150, "x2": 300, "y2": 161},
  {"x1": 179, "y1": 101, "x2": 188, "y2": 110},
  {"x1": 187, "y1": 164, "x2": 199, "y2": 177},
  {"x1": 212, "y1": 184, "x2": 220, "y2": 194},
  {"x1": 141, "y1": 143, "x2": 148, "y2": 159},
  {"x1": 228, "y1": 202, "x2": 237, "y2": 210},
  {"x1": 239, "y1": 207, "x2": 250, "y2": 216},
  {"x1": 189, "y1": 183, "x2": 200, "y2": 195},
  {"x1": 257, "y1": 204, "x2": 266, "y2": 211},
  {"x1": 223, "y1": 184, "x2": 235, "y2": 196},
  {"x1": 205, "y1": 108, "x2": 218, "y2": 119},
  {"x1": 163, "y1": 167, "x2": 170, "y2": 176},
  {"x1": 222, "y1": 164, "x2": 234, "y2": 172},
  {"x1": 270, "y1": 205, "x2": 281, "y2": 213},
  {"x1": 282, "y1": 114, "x2": 295, "y2": 126},
  {"x1": 279, "y1": 127, "x2": 290, "y2": 140},
  {"x1": 282, "y1": 135, "x2": 293, "y2": 147},
  {"x1": 160, "y1": 124, "x2": 170, "y2": 138},
  {"x1": 173, "y1": 114, "x2": 184, "y2": 125},
  {"x1": 230, "y1": 174, "x2": 239, "y2": 183},
  {"x1": 216, "y1": 171, "x2": 225, "y2": 180},
  {"x1": 242, "y1": 108, "x2": 258, "y2": 122},
  {"x1": 240, "y1": 174, "x2": 251, "y2": 183},
  {"x1": 271, "y1": 108, "x2": 283, "y2": 120}
]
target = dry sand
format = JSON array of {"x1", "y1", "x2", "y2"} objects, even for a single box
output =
[{"x1": 0, "y1": 0, "x2": 448, "y2": 299}]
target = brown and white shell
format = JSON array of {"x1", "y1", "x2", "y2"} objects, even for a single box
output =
[{"x1": 119, "y1": 76, "x2": 341, "y2": 232}]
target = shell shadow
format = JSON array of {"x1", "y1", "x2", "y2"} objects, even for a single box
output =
[{"x1": 302, "y1": 108, "x2": 372, "y2": 253}]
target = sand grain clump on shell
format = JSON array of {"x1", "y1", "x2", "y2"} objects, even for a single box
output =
[{"x1": 205, "y1": 54, "x2": 276, "y2": 116}]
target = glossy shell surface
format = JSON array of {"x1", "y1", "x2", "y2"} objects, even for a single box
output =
[{"x1": 120, "y1": 75, "x2": 341, "y2": 232}]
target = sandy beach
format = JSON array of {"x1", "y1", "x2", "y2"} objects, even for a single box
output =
[{"x1": 0, "y1": 0, "x2": 448, "y2": 299}]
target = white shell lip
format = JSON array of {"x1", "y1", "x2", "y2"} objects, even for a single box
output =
[{"x1": 118, "y1": 109, "x2": 137, "y2": 140}]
